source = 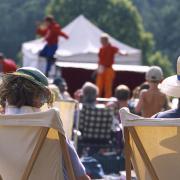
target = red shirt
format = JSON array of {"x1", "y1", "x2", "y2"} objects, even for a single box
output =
[
  {"x1": 0, "y1": 59, "x2": 17, "y2": 73},
  {"x1": 36, "y1": 21, "x2": 68, "y2": 45},
  {"x1": 98, "y1": 44, "x2": 119, "y2": 67}
]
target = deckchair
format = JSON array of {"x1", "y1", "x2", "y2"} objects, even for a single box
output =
[
  {"x1": 42, "y1": 100, "x2": 77, "y2": 139},
  {"x1": 0, "y1": 108, "x2": 76, "y2": 180},
  {"x1": 120, "y1": 107, "x2": 180, "y2": 180}
]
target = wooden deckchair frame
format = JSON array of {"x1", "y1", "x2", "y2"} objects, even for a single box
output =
[
  {"x1": 124, "y1": 127, "x2": 159, "y2": 180},
  {"x1": 21, "y1": 128, "x2": 76, "y2": 180}
]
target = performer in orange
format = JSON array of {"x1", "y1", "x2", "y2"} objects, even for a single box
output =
[{"x1": 96, "y1": 34, "x2": 127, "y2": 98}]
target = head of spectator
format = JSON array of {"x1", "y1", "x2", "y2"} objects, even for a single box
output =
[
  {"x1": 0, "y1": 52, "x2": 17, "y2": 73},
  {"x1": 0, "y1": 67, "x2": 53, "y2": 109},
  {"x1": 74, "y1": 89, "x2": 83, "y2": 102},
  {"x1": 131, "y1": 86, "x2": 140, "y2": 99},
  {"x1": 140, "y1": 81, "x2": 149, "y2": 91},
  {"x1": 115, "y1": 85, "x2": 130, "y2": 102},
  {"x1": 53, "y1": 77, "x2": 72, "y2": 100},
  {"x1": 53, "y1": 77, "x2": 68, "y2": 93},
  {"x1": 100, "y1": 33, "x2": 109, "y2": 46},
  {"x1": 146, "y1": 66, "x2": 163, "y2": 85},
  {"x1": 82, "y1": 82, "x2": 99, "y2": 105},
  {"x1": 48, "y1": 84, "x2": 62, "y2": 101}
]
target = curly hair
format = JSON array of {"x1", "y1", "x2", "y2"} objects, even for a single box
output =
[{"x1": 0, "y1": 74, "x2": 53, "y2": 108}]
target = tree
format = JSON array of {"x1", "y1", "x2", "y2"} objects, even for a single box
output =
[
  {"x1": 148, "y1": 51, "x2": 173, "y2": 77},
  {"x1": 0, "y1": 0, "x2": 48, "y2": 62},
  {"x1": 132, "y1": 0, "x2": 180, "y2": 69}
]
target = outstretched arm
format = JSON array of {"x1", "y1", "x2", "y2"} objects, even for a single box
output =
[
  {"x1": 118, "y1": 50, "x2": 128, "y2": 56},
  {"x1": 59, "y1": 31, "x2": 69, "y2": 39}
]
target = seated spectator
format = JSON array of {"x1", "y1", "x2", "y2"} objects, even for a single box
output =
[
  {"x1": 107, "y1": 84, "x2": 131, "y2": 151},
  {"x1": 48, "y1": 84, "x2": 62, "y2": 101},
  {"x1": 139, "y1": 81, "x2": 149, "y2": 91},
  {"x1": 0, "y1": 67, "x2": 90, "y2": 180},
  {"x1": 154, "y1": 57, "x2": 180, "y2": 118},
  {"x1": 135, "y1": 66, "x2": 169, "y2": 117},
  {"x1": 129, "y1": 82, "x2": 149, "y2": 113},
  {"x1": 107, "y1": 84, "x2": 130, "y2": 117},
  {"x1": 74, "y1": 88, "x2": 83, "y2": 102},
  {"x1": 82, "y1": 82, "x2": 99, "y2": 106},
  {"x1": 0, "y1": 52, "x2": 17, "y2": 73},
  {"x1": 53, "y1": 77, "x2": 72, "y2": 100}
]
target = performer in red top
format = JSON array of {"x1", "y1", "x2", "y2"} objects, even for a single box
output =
[
  {"x1": 36, "y1": 15, "x2": 69, "y2": 76},
  {"x1": 0, "y1": 53, "x2": 17, "y2": 73},
  {"x1": 96, "y1": 34, "x2": 127, "y2": 98}
]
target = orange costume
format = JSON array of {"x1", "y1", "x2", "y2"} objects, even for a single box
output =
[{"x1": 96, "y1": 43, "x2": 118, "y2": 98}]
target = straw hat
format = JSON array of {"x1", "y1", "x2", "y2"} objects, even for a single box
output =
[
  {"x1": 11, "y1": 67, "x2": 48, "y2": 89},
  {"x1": 161, "y1": 57, "x2": 180, "y2": 97}
]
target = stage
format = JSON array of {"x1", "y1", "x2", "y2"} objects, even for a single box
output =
[{"x1": 56, "y1": 62, "x2": 150, "y2": 97}]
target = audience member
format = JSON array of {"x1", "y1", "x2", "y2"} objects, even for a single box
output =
[
  {"x1": 74, "y1": 89, "x2": 83, "y2": 102},
  {"x1": 0, "y1": 67, "x2": 90, "y2": 180},
  {"x1": 82, "y1": 82, "x2": 99, "y2": 106},
  {"x1": 0, "y1": 52, "x2": 17, "y2": 73},
  {"x1": 53, "y1": 77, "x2": 72, "y2": 100},
  {"x1": 154, "y1": 57, "x2": 180, "y2": 118},
  {"x1": 48, "y1": 84, "x2": 62, "y2": 101},
  {"x1": 135, "y1": 66, "x2": 169, "y2": 117},
  {"x1": 107, "y1": 84, "x2": 131, "y2": 151},
  {"x1": 128, "y1": 82, "x2": 149, "y2": 113},
  {"x1": 139, "y1": 81, "x2": 149, "y2": 91}
]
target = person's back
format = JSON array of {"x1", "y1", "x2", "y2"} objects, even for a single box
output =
[
  {"x1": 140, "y1": 88, "x2": 167, "y2": 117},
  {"x1": 135, "y1": 66, "x2": 169, "y2": 117}
]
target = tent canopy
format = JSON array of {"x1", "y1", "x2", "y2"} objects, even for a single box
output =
[{"x1": 22, "y1": 15, "x2": 142, "y2": 67}]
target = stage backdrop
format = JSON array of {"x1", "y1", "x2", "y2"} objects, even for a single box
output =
[{"x1": 56, "y1": 62, "x2": 149, "y2": 97}]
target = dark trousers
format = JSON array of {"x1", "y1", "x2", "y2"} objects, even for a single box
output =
[
  {"x1": 45, "y1": 58, "x2": 56, "y2": 76},
  {"x1": 39, "y1": 44, "x2": 58, "y2": 76}
]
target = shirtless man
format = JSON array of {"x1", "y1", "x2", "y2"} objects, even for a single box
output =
[{"x1": 135, "y1": 66, "x2": 169, "y2": 117}]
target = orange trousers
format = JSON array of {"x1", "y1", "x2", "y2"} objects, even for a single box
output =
[{"x1": 96, "y1": 67, "x2": 115, "y2": 98}]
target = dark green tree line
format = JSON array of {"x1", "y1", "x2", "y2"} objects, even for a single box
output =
[
  {"x1": 132, "y1": 0, "x2": 180, "y2": 69},
  {"x1": 0, "y1": 0, "x2": 48, "y2": 62}
]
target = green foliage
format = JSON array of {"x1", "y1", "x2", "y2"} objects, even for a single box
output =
[
  {"x1": 47, "y1": 0, "x2": 154, "y2": 64},
  {"x1": 148, "y1": 51, "x2": 173, "y2": 77},
  {"x1": 0, "y1": 0, "x2": 48, "y2": 62},
  {"x1": 0, "y1": 0, "x2": 174, "y2": 76},
  {"x1": 132, "y1": 0, "x2": 180, "y2": 69}
]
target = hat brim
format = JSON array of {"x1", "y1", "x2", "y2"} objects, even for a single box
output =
[
  {"x1": 7, "y1": 72, "x2": 48, "y2": 89},
  {"x1": 161, "y1": 75, "x2": 180, "y2": 97}
]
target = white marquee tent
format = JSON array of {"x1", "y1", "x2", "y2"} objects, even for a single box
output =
[{"x1": 22, "y1": 15, "x2": 142, "y2": 71}]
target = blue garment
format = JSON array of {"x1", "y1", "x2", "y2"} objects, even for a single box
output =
[
  {"x1": 39, "y1": 44, "x2": 58, "y2": 58},
  {"x1": 39, "y1": 44, "x2": 58, "y2": 75},
  {"x1": 154, "y1": 108, "x2": 180, "y2": 118},
  {"x1": 64, "y1": 139, "x2": 86, "y2": 180}
]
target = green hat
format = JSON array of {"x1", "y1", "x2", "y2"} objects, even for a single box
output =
[{"x1": 13, "y1": 67, "x2": 48, "y2": 88}]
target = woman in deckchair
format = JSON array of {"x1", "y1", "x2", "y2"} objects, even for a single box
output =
[{"x1": 0, "y1": 67, "x2": 90, "y2": 180}]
